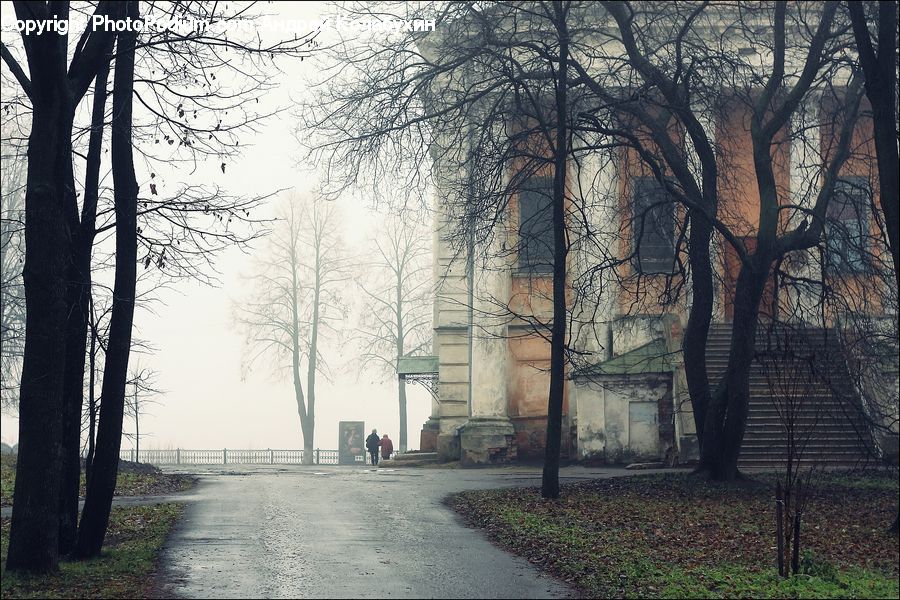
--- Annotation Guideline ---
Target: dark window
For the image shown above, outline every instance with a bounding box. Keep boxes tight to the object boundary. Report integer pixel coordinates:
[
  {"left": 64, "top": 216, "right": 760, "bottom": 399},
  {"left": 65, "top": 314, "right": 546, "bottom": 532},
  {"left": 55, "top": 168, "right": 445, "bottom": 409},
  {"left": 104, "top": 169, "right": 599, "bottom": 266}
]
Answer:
[
  {"left": 826, "top": 176, "right": 869, "bottom": 273},
  {"left": 631, "top": 176, "right": 675, "bottom": 274},
  {"left": 518, "top": 175, "right": 554, "bottom": 273}
]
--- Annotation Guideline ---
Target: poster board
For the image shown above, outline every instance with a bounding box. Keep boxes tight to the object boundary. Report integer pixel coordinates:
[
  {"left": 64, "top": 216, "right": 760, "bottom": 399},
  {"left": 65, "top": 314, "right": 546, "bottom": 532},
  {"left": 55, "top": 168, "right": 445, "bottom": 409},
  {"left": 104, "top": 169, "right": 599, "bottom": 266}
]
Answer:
[{"left": 338, "top": 421, "right": 365, "bottom": 465}]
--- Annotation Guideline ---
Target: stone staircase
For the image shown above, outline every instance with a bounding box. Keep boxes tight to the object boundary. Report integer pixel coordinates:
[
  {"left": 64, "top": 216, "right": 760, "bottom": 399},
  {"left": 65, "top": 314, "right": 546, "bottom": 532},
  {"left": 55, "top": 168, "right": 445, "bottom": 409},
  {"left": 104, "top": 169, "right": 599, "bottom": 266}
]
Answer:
[{"left": 705, "top": 323, "right": 876, "bottom": 470}]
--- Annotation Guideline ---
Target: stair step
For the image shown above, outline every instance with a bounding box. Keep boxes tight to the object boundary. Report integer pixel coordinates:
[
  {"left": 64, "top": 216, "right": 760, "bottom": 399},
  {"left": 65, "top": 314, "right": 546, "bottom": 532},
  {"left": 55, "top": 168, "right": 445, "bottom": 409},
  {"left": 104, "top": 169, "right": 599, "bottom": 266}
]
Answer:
[{"left": 700, "top": 323, "right": 874, "bottom": 466}]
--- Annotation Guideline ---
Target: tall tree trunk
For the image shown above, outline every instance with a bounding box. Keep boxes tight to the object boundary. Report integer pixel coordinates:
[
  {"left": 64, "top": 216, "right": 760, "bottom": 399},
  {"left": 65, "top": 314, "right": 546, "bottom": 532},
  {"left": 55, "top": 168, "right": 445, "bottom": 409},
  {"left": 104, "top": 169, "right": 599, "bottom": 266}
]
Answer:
[
  {"left": 289, "top": 235, "right": 312, "bottom": 464},
  {"left": 59, "top": 62, "right": 108, "bottom": 556},
  {"left": 75, "top": 5, "right": 139, "bottom": 558},
  {"left": 848, "top": 0, "right": 898, "bottom": 284},
  {"left": 304, "top": 265, "right": 320, "bottom": 465},
  {"left": 4, "top": 0, "right": 118, "bottom": 572},
  {"left": 848, "top": 0, "right": 898, "bottom": 534},
  {"left": 683, "top": 211, "right": 715, "bottom": 446},
  {"left": 85, "top": 296, "right": 98, "bottom": 490},
  {"left": 699, "top": 258, "right": 769, "bottom": 480},
  {"left": 5, "top": 87, "right": 74, "bottom": 576},
  {"left": 542, "top": 5, "right": 569, "bottom": 499}
]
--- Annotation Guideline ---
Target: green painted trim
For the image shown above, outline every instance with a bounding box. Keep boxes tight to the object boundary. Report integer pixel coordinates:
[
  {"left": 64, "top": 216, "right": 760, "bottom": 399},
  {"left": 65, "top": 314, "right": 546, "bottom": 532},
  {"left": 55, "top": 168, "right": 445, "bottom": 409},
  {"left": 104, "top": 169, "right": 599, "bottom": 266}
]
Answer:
[
  {"left": 573, "top": 339, "right": 673, "bottom": 377},
  {"left": 397, "top": 355, "right": 439, "bottom": 375}
]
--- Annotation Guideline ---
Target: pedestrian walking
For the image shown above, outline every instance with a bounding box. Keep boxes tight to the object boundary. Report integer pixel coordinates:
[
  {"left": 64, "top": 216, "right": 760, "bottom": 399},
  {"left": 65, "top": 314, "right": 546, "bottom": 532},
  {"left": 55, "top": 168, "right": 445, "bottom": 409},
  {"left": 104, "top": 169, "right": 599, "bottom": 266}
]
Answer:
[
  {"left": 366, "top": 429, "right": 381, "bottom": 466},
  {"left": 380, "top": 433, "right": 394, "bottom": 461}
]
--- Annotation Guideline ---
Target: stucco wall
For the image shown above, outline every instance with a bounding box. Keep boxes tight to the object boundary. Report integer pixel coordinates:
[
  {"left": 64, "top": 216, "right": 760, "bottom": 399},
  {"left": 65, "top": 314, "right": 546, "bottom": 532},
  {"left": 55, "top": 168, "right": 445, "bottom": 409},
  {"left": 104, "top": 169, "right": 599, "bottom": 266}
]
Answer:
[{"left": 573, "top": 373, "right": 672, "bottom": 463}]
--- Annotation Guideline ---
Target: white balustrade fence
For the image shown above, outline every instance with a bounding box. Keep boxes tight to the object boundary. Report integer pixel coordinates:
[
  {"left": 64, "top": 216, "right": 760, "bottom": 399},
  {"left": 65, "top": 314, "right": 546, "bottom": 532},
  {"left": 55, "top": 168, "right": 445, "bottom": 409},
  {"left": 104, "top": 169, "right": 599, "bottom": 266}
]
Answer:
[{"left": 118, "top": 448, "right": 357, "bottom": 466}]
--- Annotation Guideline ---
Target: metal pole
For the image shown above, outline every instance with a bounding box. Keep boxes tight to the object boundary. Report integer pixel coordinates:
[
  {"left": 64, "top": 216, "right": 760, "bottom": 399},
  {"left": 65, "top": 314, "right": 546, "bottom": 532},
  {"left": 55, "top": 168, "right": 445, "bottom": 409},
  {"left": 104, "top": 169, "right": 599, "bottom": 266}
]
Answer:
[{"left": 134, "top": 382, "right": 139, "bottom": 463}]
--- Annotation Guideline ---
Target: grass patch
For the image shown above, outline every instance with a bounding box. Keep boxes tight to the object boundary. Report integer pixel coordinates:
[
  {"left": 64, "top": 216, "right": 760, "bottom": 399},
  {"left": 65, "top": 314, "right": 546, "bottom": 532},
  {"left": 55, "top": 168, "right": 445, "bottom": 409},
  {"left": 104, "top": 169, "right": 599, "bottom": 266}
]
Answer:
[
  {"left": 1, "top": 456, "right": 195, "bottom": 507},
  {"left": 0, "top": 502, "right": 183, "bottom": 599},
  {"left": 448, "top": 473, "right": 899, "bottom": 598},
  {"left": 0, "top": 456, "right": 14, "bottom": 506},
  {"left": 87, "top": 471, "right": 196, "bottom": 498}
]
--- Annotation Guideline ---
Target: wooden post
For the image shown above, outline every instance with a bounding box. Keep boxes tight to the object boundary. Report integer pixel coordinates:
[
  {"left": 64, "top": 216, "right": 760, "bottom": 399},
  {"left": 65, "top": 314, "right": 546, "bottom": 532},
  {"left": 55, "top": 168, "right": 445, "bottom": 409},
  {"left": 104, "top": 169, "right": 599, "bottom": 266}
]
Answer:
[
  {"left": 775, "top": 481, "right": 785, "bottom": 577},
  {"left": 176, "top": 448, "right": 181, "bottom": 465},
  {"left": 131, "top": 449, "right": 135, "bottom": 463},
  {"left": 223, "top": 448, "right": 227, "bottom": 464},
  {"left": 316, "top": 449, "right": 320, "bottom": 464},
  {"left": 270, "top": 448, "right": 274, "bottom": 464},
  {"left": 791, "top": 480, "right": 803, "bottom": 578}
]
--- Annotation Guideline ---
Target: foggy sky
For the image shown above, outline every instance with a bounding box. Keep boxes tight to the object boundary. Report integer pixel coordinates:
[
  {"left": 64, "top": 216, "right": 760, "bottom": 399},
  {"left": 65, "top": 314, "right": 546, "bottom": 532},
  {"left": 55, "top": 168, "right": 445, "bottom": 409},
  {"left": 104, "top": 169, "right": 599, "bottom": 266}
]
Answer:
[{"left": 0, "top": 1, "right": 432, "bottom": 451}]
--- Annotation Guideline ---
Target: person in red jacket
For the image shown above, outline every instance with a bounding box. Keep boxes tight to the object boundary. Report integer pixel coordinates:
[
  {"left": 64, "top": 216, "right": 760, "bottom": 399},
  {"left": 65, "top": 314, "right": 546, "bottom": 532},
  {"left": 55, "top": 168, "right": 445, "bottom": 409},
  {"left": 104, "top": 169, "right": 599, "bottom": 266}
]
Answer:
[{"left": 380, "top": 434, "right": 394, "bottom": 461}]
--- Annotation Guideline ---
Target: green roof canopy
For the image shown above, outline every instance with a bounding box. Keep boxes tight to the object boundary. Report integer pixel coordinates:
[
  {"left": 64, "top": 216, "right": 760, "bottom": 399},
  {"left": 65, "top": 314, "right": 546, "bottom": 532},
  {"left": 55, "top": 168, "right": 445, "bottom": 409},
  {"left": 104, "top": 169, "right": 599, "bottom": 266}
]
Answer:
[
  {"left": 397, "top": 355, "right": 439, "bottom": 376},
  {"left": 573, "top": 339, "right": 673, "bottom": 377}
]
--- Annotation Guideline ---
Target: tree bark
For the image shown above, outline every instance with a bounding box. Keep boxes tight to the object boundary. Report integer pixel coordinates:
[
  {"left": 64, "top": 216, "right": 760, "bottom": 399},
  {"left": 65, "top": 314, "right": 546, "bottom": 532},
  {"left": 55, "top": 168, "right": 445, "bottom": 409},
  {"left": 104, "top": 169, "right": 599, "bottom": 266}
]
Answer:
[
  {"left": 75, "top": 3, "right": 139, "bottom": 558},
  {"left": 85, "top": 297, "right": 98, "bottom": 490},
  {"left": 682, "top": 211, "right": 715, "bottom": 445},
  {"left": 699, "top": 257, "right": 770, "bottom": 479},
  {"left": 303, "top": 255, "right": 320, "bottom": 465},
  {"left": 5, "top": 86, "right": 74, "bottom": 576},
  {"left": 848, "top": 0, "right": 898, "bottom": 535},
  {"left": 59, "top": 62, "right": 108, "bottom": 556},
  {"left": 289, "top": 223, "right": 314, "bottom": 465},
  {"left": 848, "top": 0, "right": 898, "bottom": 285},
  {"left": 542, "top": 5, "right": 569, "bottom": 499}
]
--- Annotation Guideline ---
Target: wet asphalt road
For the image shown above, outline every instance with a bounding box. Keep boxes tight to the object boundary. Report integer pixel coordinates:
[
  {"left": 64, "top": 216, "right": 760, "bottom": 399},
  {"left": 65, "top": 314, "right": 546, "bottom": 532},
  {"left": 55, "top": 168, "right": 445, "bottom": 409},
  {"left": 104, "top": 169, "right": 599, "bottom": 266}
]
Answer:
[{"left": 156, "top": 464, "right": 665, "bottom": 599}]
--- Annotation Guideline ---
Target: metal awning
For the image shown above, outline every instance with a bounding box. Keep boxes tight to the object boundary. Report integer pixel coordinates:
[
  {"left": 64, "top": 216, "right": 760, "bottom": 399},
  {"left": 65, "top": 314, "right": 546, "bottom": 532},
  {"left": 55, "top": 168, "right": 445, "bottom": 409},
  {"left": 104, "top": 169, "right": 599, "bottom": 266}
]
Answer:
[{"left": 397, "top": 355, "right": 439, "bottom": 400}]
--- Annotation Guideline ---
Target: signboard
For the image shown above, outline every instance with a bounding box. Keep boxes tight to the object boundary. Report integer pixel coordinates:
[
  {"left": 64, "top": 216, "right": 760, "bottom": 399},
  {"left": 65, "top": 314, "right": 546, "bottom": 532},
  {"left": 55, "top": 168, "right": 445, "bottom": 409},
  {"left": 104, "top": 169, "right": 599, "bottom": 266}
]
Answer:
[{"left": 338, "top": 421, "right": 365, "bottom": 465}]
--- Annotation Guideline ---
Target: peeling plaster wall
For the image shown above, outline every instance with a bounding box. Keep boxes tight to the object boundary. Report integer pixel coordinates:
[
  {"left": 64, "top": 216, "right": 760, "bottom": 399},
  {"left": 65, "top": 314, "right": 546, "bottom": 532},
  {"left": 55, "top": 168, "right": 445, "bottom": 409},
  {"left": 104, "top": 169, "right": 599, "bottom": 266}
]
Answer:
[
  {"left": 610, "top": 316, "right": 667, "bottom": 357},
  {"left": 574, "top": 374, "right": 672, "bottom": 463}
]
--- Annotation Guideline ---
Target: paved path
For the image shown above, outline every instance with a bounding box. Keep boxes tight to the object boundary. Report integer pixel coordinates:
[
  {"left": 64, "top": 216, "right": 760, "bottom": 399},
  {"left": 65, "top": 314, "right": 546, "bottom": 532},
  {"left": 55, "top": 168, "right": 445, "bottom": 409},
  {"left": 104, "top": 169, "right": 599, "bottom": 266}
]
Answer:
[{"left": 155, "top": 464, "right": 678, "bottom": 599}]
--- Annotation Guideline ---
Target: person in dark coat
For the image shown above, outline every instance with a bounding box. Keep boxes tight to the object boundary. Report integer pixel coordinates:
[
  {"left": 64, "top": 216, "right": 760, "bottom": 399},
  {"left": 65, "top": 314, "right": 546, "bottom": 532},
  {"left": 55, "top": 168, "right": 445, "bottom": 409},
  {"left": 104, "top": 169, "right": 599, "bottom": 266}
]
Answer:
[
  {"left": 365, "top": 429, "right": 381, "bottom": 466},
  {"left": 380, "top": 434, "right": 394, "bottom": 461}
]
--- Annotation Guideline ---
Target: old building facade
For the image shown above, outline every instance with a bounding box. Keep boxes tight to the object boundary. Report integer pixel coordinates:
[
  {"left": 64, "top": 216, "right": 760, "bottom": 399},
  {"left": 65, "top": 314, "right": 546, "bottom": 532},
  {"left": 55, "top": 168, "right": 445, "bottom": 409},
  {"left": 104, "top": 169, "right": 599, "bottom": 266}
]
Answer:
[{"left": 408, "top": 7, "right": 899, "bottom": 468}]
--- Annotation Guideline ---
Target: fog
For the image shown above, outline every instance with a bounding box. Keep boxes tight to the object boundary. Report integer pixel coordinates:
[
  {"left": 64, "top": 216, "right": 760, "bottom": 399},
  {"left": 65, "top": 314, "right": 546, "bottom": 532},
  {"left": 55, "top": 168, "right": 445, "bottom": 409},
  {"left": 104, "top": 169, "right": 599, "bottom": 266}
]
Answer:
[{"left": 0, "top": 1, "right": 432, "bottom": 452}]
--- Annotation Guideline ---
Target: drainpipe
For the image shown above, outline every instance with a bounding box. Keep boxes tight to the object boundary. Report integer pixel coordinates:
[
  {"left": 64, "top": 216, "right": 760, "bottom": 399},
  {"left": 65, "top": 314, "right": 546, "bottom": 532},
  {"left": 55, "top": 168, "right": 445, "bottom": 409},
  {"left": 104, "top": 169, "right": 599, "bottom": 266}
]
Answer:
[{"left": 466, "top": 165, "right": 475, "bottom": 419}]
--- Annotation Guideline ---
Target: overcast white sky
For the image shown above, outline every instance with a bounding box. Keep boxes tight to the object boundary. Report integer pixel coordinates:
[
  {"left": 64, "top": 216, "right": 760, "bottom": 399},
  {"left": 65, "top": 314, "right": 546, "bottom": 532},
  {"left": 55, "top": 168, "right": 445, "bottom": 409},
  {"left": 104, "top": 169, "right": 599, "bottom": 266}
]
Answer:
[{"left": 0, "top": 1, "right": 433, "bottom": 451}]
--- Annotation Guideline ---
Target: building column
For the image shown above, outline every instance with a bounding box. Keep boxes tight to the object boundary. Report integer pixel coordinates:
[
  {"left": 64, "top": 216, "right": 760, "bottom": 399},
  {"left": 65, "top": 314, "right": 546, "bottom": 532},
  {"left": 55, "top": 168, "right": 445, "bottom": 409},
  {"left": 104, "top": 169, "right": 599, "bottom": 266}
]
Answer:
[
  {"left": 419, "top": 382, "right": 441, "bottom": 452},
  {"left": 458, "top": 251, "right": 516, "bottom": 466}
]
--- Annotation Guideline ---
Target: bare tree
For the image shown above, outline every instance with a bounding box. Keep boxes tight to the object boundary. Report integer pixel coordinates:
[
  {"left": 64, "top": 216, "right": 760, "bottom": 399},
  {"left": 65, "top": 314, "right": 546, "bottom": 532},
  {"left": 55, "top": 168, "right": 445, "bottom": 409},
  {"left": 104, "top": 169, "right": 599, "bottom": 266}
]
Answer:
[
  {"left": 567, "top": 1, "right": 867, "bottom": 480},
  {"left": 848, "top": 0, "right": 898, "bottom": 284},
  {"left": 1, "top": 0, "right": 120, "bottom": 573},
  {"left": 357, "top": 215, "right": 432, "bottom": 453},
  {"left": 847, "top": 0, "right": 899, "bottom": 536},
  {"left": 3, "top": 0, "right": 316, "bottom": 563},
  {"left": 123, "top": 366, "right": 163, "bottom": 463},
  {"left": 75, "top": 1, "right": 141, "bottom": 557},
  {"left": 0, "top": 131, "right": 25, "bottom": 412},
  {"left": 236, "top": 193, "right": 349, "bottom": 464},
  {"left": 302, "top": 0, "right": 600, "bottom": 497}
]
